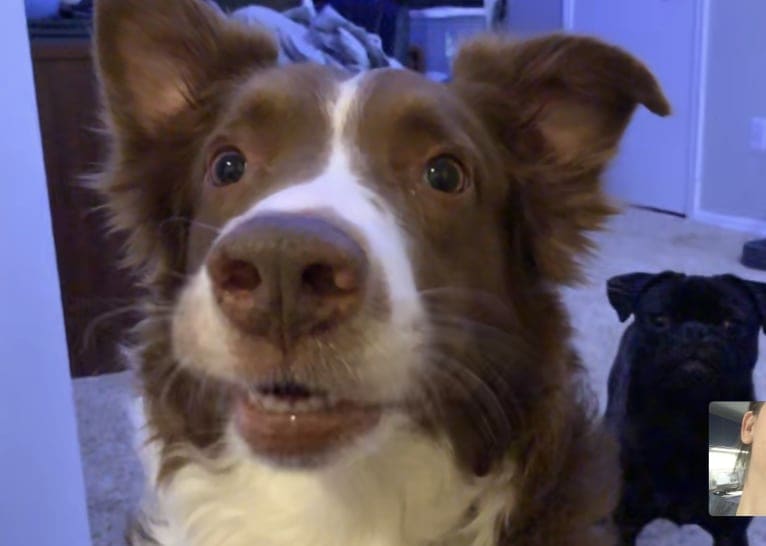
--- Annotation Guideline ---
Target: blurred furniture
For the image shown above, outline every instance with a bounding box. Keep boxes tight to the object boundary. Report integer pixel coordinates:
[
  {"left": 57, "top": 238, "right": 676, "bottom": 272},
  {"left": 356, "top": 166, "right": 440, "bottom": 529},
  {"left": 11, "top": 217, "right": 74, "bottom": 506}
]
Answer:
[
  {"left": 315, "top": 0, "right": 409, "bottom": 60},
  {"left": 24, "top": 0, "right": 60, "bottom": 19},
  {"left": 217, "top": 0, "right": 302, "bottom": 10},
  {"left": 742, "top": 239, "right": 766, "bottom": 271},
  {"left": 217, "top": 0, "right": 414, "bottom": 63},
  {"left": 408, "top": 6, "right": 486, "bottom": 79},
  {"left": 30, "top": 36, "right": 137, "bottom": 377}
]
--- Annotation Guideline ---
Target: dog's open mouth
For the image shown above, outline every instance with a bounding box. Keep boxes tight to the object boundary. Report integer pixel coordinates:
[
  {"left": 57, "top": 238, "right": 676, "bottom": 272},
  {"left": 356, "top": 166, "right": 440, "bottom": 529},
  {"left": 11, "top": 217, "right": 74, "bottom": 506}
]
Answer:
[{"left": 233, "top": 381, "right": 382, "bottom": 462}]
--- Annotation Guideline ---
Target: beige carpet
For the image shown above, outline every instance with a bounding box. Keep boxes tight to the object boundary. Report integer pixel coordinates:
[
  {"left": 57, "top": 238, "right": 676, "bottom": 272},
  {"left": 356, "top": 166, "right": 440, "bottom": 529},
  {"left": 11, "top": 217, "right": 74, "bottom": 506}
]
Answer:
[
  {"left": 73, "top": 207, "right": 766, "bottom": 546},
  {"left": 563, "top": 207, "right": 766, "bottom": 410}
]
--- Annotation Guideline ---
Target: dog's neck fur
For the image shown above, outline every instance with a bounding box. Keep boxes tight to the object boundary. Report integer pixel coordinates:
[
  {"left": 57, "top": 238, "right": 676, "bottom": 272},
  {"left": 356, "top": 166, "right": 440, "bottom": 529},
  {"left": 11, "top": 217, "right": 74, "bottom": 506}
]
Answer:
[{"left": 132, "top": 404, "right": 513, "bottom": 546}]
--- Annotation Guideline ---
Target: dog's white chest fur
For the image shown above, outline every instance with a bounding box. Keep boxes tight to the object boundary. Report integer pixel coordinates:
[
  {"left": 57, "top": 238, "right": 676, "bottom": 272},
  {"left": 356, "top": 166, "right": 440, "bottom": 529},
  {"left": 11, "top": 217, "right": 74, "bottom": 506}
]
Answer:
[{"left": 135, "top": 412, "right": 511, "bottom": 546}]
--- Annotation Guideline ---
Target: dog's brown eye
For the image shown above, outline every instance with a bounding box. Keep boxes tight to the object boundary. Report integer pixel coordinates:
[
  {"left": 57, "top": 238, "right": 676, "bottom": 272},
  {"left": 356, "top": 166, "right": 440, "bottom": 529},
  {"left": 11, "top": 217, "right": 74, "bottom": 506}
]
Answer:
[
  {"left": 424, "top": 156, "right": 467, "bottom": 193},
  {"left": 211, "top": 149, "right": 246, "bottom": 186}
]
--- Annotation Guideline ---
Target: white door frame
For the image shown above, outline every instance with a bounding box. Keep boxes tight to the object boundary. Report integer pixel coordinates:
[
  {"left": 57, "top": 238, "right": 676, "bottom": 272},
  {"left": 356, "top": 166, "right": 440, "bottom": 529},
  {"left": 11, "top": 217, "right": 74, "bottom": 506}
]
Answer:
[
  {"left": 561, "top": 0, "right": 709, "bottom": 219},
  {"left": 0, "top": 1, "right": 92, "bottom": 544},
  {"left": 562, "top": 0, "right": 575, "bottom": 30},
  {"left": 688, "top": 0, "right": 711, "bottom": 220}
]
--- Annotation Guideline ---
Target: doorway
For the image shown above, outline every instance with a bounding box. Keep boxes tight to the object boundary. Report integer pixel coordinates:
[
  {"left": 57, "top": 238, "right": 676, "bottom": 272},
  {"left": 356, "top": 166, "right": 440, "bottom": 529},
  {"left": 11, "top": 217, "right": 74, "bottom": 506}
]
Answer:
[{"left": 564, "top": 0, "right": 705, "bottom": 215}]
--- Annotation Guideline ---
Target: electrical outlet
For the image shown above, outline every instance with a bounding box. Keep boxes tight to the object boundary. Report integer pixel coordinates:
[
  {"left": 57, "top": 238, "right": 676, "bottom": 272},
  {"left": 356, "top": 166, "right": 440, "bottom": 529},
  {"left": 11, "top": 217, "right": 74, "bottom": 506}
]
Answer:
[{"left": 750, "top": 117, "right": 766, "bottom": 151}]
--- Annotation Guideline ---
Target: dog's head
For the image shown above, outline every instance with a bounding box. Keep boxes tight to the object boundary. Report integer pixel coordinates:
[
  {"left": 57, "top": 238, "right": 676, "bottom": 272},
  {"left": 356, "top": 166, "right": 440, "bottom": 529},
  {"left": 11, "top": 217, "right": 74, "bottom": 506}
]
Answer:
[
  {"left": 95, "top": 0, "right": 668, "bottom": 473},
  {"left": 608, "top": 271, "right": 766, "bottom": 396}
]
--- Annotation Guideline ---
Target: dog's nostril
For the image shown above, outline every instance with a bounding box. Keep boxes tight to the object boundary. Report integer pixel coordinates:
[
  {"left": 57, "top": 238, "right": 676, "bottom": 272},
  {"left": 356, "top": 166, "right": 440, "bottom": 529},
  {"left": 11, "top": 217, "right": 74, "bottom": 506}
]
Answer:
[
  {"left": 215, "top": 258, "right": 261, "bottom": 293},
  {"left": 207, "top": 214, "right": 370, "bottom": 344},
  {"left": 302, "top": 263, "right": 357, "bottom": 295}
]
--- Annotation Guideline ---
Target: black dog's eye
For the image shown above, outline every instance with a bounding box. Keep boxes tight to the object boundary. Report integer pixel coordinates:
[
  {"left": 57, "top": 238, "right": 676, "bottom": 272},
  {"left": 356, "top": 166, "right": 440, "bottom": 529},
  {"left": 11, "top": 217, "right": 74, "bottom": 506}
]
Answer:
[
  {"left": 211, "top": 149, "right": 246, "bottom": 186},
  {"left": 649, "top": 314, "right": 670, "bottom": 329},
  {"left": 424, "top": 155, "right": 467, "bottom": 194}
]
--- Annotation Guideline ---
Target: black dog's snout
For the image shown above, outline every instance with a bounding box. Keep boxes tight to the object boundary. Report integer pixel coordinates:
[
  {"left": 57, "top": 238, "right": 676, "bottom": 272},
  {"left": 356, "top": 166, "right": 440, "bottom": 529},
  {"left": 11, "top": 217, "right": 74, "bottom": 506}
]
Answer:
[{"left": 679, "top": 322, "right": 715, "bottom": 343}]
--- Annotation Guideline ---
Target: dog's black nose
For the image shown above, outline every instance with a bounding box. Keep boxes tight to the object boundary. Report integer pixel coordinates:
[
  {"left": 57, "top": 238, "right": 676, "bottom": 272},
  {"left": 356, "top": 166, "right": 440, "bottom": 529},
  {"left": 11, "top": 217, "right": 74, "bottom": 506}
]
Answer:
[{"left": 207, "top": 213, "right": 368, "bottom": 348}]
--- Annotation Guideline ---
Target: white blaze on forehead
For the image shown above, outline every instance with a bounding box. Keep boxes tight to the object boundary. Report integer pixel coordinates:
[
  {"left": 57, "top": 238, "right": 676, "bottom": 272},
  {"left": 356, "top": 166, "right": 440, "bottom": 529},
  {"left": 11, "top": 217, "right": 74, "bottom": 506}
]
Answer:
[{"left": 220, "top": 74, "right": 420, "bottom": 323}]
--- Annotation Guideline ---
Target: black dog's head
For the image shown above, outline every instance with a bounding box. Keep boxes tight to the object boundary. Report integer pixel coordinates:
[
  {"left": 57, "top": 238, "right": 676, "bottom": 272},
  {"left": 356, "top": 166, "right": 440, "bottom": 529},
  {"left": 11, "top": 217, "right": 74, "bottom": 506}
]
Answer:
[{"left": 607, "top": 271, "right": 766, "bottom": 398}]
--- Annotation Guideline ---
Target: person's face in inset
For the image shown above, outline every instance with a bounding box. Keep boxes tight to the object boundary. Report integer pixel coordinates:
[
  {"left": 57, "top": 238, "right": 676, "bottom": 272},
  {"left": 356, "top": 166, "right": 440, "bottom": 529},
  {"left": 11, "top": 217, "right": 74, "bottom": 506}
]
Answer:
[{"left": 742, "top": 408, "right": 765, "bottom": 480}]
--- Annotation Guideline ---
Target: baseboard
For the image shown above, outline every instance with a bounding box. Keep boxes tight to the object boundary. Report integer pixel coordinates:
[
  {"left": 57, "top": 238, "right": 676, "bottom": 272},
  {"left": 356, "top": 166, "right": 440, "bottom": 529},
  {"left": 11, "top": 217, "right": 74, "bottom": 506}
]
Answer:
[{"left": 692, "top": 209, "right": 766, "bottom": 236}]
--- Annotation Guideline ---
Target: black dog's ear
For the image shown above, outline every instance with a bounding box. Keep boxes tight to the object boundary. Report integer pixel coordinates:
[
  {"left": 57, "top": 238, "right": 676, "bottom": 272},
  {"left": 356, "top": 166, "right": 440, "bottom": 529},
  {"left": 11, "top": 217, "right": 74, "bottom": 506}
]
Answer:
[
  {"left": 728, "top": 277, "right": 766, "bottom": 333},
  {"left": 606, "top": 273, "right": 655, "bottom": 322},
  {"left": 606, "top": 272, "right": 686, "bottom": 322}
]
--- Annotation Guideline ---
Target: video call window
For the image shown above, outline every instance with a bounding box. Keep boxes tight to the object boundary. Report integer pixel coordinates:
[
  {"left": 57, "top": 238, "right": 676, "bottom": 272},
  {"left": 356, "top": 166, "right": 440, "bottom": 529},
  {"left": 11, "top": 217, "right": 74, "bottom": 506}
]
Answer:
[{"left": 710, "top": 401, "right": 765, "bottom": 517}]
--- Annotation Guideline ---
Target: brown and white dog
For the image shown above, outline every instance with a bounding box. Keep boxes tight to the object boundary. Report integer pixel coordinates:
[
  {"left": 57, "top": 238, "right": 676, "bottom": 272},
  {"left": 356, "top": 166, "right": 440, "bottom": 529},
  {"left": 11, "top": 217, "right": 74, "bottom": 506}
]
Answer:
[{"left": 92, "top": 1, "right": 669, "bottom": 544}]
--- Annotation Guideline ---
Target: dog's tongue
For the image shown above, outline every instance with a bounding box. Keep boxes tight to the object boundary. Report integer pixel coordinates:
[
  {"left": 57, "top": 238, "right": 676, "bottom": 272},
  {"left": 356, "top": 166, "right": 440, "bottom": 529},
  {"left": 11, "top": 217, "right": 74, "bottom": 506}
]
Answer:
[{"left": 233, "top": 394, "right": 380, "bottom": 460}]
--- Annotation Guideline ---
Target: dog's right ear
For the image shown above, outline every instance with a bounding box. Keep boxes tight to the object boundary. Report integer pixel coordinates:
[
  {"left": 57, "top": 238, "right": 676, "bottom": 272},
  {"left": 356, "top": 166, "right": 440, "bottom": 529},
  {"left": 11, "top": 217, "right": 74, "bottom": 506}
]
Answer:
[
  {"left": 94, "top": 0, "right": 278, "bottom": 138},
  {"left": 606, "top": 272, "right": 660, "bottom": 322},
  {"left": 451, "top": 35, "right": 669, "bottom": 284}
]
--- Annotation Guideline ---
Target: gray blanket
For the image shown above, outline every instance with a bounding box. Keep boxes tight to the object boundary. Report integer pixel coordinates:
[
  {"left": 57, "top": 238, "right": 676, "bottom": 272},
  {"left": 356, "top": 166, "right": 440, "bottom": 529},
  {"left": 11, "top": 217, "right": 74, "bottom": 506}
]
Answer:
[{"left": 229, "top": 1, "right": 403, "bottom": 73}]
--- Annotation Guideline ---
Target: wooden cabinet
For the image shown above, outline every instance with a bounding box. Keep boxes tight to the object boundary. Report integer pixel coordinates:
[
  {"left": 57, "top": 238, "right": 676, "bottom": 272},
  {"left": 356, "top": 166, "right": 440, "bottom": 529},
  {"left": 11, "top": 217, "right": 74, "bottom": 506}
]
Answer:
[{"left": 31, "top": 37, "right": 137, "bottom": 377}]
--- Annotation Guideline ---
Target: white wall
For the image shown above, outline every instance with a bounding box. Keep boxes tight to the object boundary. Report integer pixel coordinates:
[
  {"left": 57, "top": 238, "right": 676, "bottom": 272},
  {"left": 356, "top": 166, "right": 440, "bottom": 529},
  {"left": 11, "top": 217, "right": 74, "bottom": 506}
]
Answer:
[
  {"left": 564, "top": 0, "right": 701, "bottom": 216},
  {"left": 697, "top": 1, "right": 766, "bottom": 231},
  {"left": 506, "top": 0, "right": 562, "bottom": 35},
  {"left": 0, "top": 1, "right": 91, "bottom": 545}
]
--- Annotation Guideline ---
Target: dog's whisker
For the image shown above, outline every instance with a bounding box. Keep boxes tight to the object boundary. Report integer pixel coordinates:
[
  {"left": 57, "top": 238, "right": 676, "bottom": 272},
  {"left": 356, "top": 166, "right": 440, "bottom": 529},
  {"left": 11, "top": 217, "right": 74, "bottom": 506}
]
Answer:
[
  {"left": 165, "top": 269, "right": 196, "bottom": 282},
  {"left": 157, "top": 364, "right": 188, "bottom": 413},
  {"left": 159, "top": 216, "right": 222, "bottom": 236},
  {"left": 426, "top": 349, "right": 516, "bottom": 439},
  {"left": 81, "top": 302, "right": 148, "bottom": 353}
]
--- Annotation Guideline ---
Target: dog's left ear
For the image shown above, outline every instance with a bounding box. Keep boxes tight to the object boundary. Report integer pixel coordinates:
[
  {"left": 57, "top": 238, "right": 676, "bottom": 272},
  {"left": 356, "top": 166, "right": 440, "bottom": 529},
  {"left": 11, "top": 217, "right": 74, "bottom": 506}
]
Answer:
[
  {"left": 452, "top": 35, "right": 670, "bottom": 283},
  {"left": 726, "top": 276, "right": 766, "bottom": 333}
]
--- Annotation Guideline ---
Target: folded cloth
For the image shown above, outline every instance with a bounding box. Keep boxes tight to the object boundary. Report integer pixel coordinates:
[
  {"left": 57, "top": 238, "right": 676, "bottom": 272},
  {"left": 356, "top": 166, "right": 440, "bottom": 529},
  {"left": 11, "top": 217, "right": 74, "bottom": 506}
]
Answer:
[
  {"left": 230, "top": 1, "right": 402, "bottom": 73},
  {"left": 216, "top": 0, "right": 302, "bottom": 10},
  {"left": 315, "top": 0, "right": 404, "bottom": 58}
]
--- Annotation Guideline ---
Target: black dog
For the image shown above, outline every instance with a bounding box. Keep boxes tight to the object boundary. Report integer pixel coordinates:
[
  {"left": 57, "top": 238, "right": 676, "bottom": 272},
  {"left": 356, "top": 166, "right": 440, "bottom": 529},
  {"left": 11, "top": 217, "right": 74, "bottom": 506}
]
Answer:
[{"left": 605, "top": 271, "right": 766, "bottom": 546}]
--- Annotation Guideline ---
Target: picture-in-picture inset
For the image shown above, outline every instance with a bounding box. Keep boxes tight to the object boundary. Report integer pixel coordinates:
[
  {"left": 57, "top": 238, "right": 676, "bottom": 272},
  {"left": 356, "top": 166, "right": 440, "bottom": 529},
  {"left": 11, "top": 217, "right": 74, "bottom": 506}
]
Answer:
[{"left": 710, "top": 401, "right": 766, "bottom": 517}]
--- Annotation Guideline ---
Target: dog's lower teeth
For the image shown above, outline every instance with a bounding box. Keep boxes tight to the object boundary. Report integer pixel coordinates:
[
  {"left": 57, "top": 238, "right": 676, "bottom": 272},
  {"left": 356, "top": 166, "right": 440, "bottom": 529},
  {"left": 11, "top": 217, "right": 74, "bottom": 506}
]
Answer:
[
  {"left": 259, "top": 395, "right": 291, "bottom": 412},
  {"left": 249, "top": 393, "right": 333, "bottom": 413}
]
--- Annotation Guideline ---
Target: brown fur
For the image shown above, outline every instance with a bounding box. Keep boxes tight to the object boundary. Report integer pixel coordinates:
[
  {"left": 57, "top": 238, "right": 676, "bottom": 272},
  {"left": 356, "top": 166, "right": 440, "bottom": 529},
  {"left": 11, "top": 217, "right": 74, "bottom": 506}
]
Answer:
[
  {"left": 452, "top": 34, "right": 670, "bottom": 284},
  {"left": 93, "top": 0, "right": 669, "bottom": 544}
]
